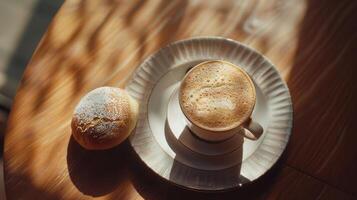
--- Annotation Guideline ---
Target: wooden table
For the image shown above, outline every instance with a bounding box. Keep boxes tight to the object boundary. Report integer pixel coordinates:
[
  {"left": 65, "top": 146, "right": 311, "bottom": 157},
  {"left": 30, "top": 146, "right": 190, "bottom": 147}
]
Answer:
[{"left": 4, "top": 0, "right": 357, "bottom": 199}]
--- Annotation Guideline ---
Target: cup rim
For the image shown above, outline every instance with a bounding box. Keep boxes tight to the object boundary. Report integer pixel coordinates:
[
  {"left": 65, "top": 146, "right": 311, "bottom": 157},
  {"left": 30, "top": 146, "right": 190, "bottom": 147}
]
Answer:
[{"left": 178, "top": 60, "right": 256, "bottom": 132}]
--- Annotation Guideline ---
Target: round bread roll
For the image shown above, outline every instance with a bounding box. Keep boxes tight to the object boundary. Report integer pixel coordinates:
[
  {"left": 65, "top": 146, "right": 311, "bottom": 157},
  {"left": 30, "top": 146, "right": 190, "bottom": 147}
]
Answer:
[{"left": 71, "top": 87, "right": 138, "bottom": 150}]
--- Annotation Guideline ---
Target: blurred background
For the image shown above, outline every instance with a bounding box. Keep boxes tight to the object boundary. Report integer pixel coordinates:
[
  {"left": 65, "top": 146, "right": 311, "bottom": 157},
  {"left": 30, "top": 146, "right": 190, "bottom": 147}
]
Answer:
[{"left": 0, "top": 0, "right": 64, "bottom": 199}]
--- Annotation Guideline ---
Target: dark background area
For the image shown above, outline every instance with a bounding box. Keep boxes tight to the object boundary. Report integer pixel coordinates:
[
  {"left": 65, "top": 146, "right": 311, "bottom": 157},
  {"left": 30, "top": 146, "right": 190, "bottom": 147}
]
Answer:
[{"left": 0, "top": 0, "right": 64, "bottom": 199}]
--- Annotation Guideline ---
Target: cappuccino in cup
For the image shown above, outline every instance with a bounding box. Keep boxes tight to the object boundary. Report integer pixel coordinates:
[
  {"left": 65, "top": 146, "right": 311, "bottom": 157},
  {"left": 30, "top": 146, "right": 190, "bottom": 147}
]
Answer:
[{"left": 179, "top": 60, "right": 263, "bottom": 142}]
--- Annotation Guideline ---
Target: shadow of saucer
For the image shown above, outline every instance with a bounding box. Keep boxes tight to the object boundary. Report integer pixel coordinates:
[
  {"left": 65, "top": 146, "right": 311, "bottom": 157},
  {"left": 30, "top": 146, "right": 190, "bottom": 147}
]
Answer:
[
  {"left": 129, "top": 146, "right": 284, "bottom": 200},
  {"left": 66, "top": 135, "right": 130, "bottom": 197},
  {"left": 127, "top": 116, "right": 282, "bottom": 199}
]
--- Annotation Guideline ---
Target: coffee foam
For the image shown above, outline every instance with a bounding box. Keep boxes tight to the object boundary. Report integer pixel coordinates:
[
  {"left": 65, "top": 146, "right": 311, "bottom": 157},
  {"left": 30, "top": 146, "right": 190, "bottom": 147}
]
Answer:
[{"left": 179, "top": 61, "right": 255, "bottom": 131}]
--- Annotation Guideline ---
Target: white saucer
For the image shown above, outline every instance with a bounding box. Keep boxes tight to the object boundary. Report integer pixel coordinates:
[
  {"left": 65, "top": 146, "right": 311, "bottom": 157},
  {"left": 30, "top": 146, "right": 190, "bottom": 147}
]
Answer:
[{"left": 126, "top": 37, "right": 293, "bottom": 191}]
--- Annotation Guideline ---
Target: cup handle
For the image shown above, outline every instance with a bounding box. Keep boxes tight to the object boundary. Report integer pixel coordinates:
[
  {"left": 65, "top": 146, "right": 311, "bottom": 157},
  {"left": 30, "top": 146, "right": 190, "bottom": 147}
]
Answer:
[{"left": 240, "top": 118, "right": 263, "bottom": 140}]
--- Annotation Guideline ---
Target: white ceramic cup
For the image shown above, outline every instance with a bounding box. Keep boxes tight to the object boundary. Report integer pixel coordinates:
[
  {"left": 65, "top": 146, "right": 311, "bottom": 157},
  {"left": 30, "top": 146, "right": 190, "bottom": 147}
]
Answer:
[{"left": 178, "top": 60, "right": 263, "bottom": 142}]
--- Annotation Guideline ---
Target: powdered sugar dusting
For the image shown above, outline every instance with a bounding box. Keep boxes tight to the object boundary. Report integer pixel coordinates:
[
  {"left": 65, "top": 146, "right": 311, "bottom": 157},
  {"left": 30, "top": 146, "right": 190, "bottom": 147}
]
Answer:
[{"left": 73, "top": 87, "right": 130, "bottom": 134}]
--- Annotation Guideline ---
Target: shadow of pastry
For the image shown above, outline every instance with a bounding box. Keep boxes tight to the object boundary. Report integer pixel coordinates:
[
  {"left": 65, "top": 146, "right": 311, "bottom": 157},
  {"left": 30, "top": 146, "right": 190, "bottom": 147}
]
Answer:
[{"left": 66, "top": 135, "right": 130, "bottom": 197}]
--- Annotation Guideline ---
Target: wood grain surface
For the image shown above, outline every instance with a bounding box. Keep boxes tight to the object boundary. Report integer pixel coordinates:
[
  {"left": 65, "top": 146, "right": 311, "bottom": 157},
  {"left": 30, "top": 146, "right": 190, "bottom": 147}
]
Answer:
[{"left": 4, "top": 0, "right": 357, "bottom": 199}]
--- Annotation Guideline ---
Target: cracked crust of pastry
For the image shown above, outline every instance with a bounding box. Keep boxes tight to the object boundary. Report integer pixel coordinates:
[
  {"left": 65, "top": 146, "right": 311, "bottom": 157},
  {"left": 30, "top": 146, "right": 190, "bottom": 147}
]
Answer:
[{"left": 71, "top": 87, "right": 139, "bottom": 150}]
